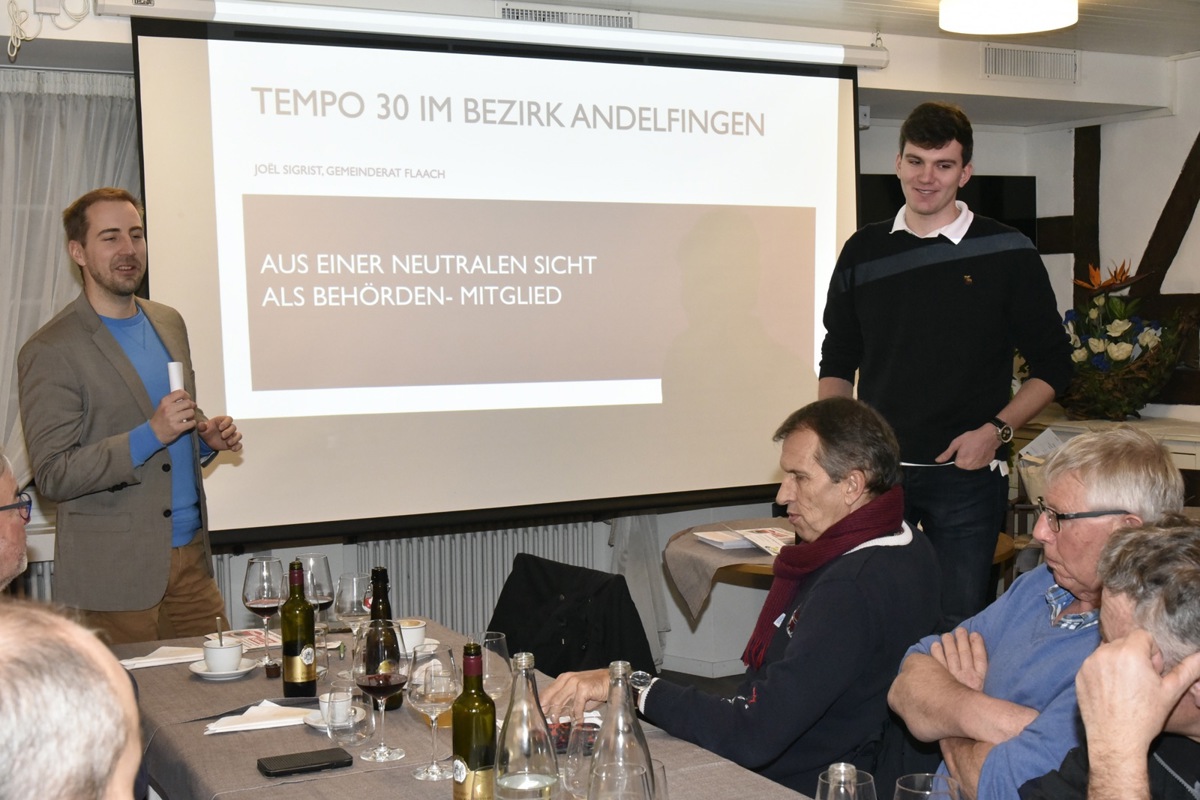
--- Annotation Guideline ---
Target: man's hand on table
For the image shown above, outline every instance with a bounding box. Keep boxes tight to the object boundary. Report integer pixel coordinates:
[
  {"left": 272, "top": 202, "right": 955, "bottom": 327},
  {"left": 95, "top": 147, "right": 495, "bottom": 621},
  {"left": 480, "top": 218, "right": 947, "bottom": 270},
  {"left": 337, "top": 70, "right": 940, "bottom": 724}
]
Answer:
[{"left": 541, "top": 668, "right": 610, "bottom": 721}]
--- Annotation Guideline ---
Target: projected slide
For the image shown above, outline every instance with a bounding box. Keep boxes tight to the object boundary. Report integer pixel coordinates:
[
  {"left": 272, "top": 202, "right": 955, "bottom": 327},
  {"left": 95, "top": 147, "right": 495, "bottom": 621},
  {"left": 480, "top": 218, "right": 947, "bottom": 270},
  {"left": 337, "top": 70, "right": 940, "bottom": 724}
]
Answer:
[
  {"left": 206, "top": 40, "right": 830, "bottom": 418},
  {"left": 135, "top": 21, "right": 857, "bottom": 531}
]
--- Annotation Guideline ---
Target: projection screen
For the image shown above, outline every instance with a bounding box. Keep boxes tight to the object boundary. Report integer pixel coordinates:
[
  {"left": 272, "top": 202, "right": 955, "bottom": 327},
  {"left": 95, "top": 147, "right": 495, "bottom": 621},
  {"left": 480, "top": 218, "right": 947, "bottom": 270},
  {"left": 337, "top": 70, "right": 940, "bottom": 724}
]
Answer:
[{"left": 131, "top": 17, "right": 860, "bottom": 537}]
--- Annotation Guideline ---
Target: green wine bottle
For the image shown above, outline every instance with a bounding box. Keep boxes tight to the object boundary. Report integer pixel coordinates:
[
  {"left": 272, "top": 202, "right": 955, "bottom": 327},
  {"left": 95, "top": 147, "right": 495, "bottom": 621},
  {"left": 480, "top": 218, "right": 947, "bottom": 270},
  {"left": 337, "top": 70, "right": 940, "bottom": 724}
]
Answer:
[
  {"left": 280, "top": 559, "right": 316, "bottom": 697},
  {"left": 453, "top": 641, "right": 496, "bottom": 800}
]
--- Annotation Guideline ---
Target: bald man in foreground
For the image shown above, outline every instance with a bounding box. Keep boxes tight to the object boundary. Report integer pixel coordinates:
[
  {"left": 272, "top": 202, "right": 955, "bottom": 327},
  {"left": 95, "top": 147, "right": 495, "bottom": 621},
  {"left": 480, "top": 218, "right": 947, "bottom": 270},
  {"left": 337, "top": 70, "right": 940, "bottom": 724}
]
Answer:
[{"left": 0, "top": 601, "right": 142, "bottom": 799}]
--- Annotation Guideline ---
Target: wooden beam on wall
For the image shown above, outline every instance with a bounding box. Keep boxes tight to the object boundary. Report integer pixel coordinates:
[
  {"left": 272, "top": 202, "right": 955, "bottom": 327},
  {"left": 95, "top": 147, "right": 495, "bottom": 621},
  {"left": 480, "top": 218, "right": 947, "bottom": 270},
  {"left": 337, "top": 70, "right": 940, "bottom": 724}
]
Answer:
[{"left": 1073, "top": 126, "right": 1101, "bottom": 307}]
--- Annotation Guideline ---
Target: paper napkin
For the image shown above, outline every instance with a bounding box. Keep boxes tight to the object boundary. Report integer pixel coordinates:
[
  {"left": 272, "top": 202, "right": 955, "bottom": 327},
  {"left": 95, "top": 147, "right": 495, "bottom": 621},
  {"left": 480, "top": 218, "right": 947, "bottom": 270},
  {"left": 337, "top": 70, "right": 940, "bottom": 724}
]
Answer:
[
  {"left": 204, "top": 700, "right": 314, "bottom": 735},
  {"left": 119, "top": 646, "right": 204, "bottom": 670}
]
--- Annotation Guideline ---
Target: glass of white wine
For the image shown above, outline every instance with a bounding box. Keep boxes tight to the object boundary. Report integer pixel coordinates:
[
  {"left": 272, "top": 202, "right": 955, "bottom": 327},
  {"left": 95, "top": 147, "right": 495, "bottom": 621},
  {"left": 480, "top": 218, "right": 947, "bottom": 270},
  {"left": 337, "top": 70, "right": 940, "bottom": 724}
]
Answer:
[{"left": 407, "top": 643, "right": 461, "bottom": 780}]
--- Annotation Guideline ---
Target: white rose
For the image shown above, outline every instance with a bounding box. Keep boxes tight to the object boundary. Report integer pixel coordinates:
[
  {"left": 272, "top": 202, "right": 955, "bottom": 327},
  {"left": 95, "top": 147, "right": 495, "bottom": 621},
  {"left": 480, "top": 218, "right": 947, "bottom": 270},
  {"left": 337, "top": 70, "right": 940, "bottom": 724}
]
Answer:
[
  {"left": 1089, "top": 308, "right": 1100, "bottom": 320},
  {"left": 1107, "top": 341, "right": 1135, "bottom": 361},
  {"left": 1071, "top": 348, "right": 1089, "bottom": 363},
  {"left": 1138, "top": 328, "right": 1162, "bottom": 349},
  {"left": 1070, "top": 334, "right": 1081, "bottom": 347},
  {"left": 1106, "top": 319, "right": 1133, "bottom": 337},
  {"left": 1094, "top": 295, "right": 1107, "bottom": 307},
  {"left": 1088, "top": 338, "right": 1107, "bottom": 354}
]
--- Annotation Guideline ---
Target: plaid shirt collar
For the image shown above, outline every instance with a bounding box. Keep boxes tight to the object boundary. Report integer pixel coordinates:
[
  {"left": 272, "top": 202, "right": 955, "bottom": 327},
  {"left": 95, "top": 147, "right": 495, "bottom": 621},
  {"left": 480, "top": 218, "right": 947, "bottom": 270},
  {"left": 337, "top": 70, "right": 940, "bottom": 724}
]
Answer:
[{"left": 1045, "top": 583, "right": 1100, "bottom": 630}]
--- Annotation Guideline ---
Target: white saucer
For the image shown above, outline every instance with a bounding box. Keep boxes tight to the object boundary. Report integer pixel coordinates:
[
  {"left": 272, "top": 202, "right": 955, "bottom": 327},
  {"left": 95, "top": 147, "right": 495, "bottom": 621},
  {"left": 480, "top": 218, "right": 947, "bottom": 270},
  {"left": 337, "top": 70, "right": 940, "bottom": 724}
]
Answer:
[
  {"left": 188, "top": 658, "right": 257, "bottom": 681},
  {"left": 303, "top": 707, "right": 367, "bottom": 730},
  {"left": 408, "top": 638, "right": 439, "bottom": 649}
]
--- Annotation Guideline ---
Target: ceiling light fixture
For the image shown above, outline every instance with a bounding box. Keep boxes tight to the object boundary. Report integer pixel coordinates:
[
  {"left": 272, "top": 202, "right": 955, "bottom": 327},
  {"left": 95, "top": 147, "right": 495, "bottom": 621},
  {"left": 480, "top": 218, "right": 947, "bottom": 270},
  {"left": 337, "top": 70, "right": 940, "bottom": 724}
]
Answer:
[{"left": 939, "top": 0, "right": 1078, "bottom": 35}]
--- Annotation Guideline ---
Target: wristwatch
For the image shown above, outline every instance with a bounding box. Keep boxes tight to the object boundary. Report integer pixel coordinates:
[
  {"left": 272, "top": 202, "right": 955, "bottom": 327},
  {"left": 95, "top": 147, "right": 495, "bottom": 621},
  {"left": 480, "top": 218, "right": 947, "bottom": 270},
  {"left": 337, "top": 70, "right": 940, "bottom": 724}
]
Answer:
[
  {"left": 629, "top": 670, "right": 654, "bottom": 708},
  {"left": 991, "top": 417, "right": 1014, "bottom": 444}
]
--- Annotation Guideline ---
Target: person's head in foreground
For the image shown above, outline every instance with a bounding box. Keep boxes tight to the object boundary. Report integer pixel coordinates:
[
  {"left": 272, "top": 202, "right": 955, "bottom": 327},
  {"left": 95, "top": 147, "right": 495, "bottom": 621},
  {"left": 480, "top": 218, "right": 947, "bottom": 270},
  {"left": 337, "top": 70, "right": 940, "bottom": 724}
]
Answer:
[
  {"left": 0, "top": 601, "right": 141, "bottom": 800},
  {"left": 0, "top": 448, "right": 30, "bottom": 591},
  {"left": 773, "top": 396, "right": 903, "bottom": 542},
  {"left": 1033, "top": 426, "right": 1184, "bottom": 611},
  {"left": 1097, "top": 520, "right": 1200, "bottom": 734}
]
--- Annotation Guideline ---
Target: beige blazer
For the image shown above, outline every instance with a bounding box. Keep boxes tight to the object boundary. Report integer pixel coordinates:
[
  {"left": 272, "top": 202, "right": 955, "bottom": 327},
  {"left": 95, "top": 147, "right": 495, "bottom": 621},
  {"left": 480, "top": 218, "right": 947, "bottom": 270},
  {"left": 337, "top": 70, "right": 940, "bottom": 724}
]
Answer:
[{"left": 17, "top": 292, "right": 213, "bottom": 610}]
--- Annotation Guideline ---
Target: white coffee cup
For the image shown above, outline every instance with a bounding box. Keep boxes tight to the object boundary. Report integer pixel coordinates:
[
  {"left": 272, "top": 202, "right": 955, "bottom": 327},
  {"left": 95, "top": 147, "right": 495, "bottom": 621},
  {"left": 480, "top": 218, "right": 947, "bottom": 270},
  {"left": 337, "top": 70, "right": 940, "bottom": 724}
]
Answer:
[
  {"left": 203, "top": 640, "right": 243, "bottom": 673},
  {"left": 320, "top": 688, "right": 352, "bottom": 726},
  {"left": 397, "top": 618, "right": 426, "bottom": 649}
]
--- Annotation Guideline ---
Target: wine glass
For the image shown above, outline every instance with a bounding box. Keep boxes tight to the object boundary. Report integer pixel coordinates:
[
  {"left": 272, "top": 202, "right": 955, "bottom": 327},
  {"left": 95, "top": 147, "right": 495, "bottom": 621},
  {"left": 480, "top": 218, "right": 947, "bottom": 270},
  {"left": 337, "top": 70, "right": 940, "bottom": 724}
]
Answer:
[
  {"left": 335, "top": 573, "right": 371, "bottom": 670},
  {"left": 353, "top": 619, "right": 409, "bottom": 762},
  {"left": 588, "top": 762, "right": 652, "bottom": 800},
  {"left": 297, "top": 553, "right": 334, "bottom": 623},
  {"left": 893, "top": 774, "right": 961, "bottom": 800},
  {"left": 478, "top": 631, "right": 512, "bottom": 717},
  {"left": 241, "top": 557, "right": 285, "bottom": 667},
  {"left": 407, "top": 643, "right": 461, "bottom": 780},
  {"left": 561, "top": 710, "right": 599, "bottom": 799},
  {"left": 815, "top": 768, "right": 877, "bottom": 800}
]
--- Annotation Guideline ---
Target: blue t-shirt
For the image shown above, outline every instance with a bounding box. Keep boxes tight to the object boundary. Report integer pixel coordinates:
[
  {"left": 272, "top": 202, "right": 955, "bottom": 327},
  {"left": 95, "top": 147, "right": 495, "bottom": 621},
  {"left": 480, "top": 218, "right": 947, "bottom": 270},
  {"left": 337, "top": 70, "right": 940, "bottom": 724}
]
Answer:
[{"left": 102, "top": 310, "right": 204, "bottom": 547}]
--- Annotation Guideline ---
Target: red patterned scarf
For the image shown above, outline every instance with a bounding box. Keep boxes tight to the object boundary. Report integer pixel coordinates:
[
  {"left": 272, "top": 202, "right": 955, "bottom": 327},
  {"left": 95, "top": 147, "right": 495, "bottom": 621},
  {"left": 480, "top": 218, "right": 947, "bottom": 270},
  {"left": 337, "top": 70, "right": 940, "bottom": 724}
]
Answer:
[{"left": 741, "top": 485, "right": 905, "bottom": 670}]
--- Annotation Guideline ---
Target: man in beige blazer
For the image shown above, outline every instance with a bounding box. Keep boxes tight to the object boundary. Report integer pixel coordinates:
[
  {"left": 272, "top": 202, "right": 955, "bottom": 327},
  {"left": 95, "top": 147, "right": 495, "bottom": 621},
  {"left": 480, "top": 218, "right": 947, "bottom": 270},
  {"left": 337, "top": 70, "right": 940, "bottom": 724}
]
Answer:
[{"left": 17, "top": 187, "right": 243, "bottom": 644}]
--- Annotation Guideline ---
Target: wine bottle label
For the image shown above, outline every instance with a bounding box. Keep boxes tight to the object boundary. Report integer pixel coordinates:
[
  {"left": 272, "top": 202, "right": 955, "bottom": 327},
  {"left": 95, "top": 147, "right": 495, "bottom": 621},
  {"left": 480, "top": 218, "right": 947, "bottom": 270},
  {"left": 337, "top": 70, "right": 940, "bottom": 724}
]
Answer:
[
  {"left": 453, "top": 760, "right": 495, "bottom": 800},
  {"left": 283, "top": 654, "right": 316, "bottom": 682},
  {"left": 300, "top": 645, "right": 315, "bottom": 666}
]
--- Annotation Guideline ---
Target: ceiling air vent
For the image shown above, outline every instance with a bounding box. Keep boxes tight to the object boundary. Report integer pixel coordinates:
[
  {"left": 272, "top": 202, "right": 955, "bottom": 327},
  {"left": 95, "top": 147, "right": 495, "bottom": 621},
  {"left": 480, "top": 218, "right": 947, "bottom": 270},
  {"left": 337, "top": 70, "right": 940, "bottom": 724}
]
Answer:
[
  {"left": 983, "top": 43, "right": 1078, "bottom": 83},
  {"left": 498, "top": 2, "right": 635, "bottom": 29}
]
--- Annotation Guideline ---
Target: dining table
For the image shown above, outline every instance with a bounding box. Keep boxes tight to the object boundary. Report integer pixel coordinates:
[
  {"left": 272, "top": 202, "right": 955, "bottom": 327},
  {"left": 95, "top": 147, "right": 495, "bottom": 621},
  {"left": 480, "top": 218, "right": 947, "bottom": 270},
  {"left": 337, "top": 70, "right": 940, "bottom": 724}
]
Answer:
[{"left": 114, "top": 619, "right": 810, "bottom": 799}]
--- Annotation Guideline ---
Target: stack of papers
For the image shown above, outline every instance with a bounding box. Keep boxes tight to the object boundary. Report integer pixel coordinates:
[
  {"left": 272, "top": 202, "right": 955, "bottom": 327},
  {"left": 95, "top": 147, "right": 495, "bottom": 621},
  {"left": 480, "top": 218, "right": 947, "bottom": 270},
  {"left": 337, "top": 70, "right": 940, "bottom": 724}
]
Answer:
[
  {"left": 212, "top": 629, "right": 282, "bottom": 648},
  {"left": 693, "top": 527, "right": 793, "bottom": 556}
]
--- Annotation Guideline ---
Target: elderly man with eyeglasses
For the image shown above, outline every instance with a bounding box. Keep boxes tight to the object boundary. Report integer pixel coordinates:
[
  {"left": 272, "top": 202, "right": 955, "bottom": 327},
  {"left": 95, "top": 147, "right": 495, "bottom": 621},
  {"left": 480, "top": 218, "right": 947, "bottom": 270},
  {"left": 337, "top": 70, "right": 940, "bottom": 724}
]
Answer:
[
  {"left": 888, "top": 426, "right": 1184, "bottom": 800},
  {"left": 0, "top": 448, "right": 32, "bottom": 591}
]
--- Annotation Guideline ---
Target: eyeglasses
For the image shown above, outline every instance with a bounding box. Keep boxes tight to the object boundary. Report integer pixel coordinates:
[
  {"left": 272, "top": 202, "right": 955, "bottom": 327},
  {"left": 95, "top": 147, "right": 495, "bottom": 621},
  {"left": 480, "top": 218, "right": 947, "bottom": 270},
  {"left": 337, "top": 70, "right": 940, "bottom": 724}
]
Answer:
[
  {"left": 0, "top": 493, "right": 32, "bottom": 522},
  {"left": 1036, "top": 496, "right": 1130, "bottom": 534}
]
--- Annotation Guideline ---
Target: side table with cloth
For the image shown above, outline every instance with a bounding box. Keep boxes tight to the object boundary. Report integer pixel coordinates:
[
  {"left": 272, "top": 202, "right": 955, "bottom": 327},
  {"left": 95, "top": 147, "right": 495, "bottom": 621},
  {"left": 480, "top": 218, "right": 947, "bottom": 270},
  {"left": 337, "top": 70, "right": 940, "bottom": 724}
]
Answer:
[
  {"left": 115, "top": 620, "right": 810, "bottom": 799},
  {"left": 663, "top": 518, "right": 785, "bottom": 619}
]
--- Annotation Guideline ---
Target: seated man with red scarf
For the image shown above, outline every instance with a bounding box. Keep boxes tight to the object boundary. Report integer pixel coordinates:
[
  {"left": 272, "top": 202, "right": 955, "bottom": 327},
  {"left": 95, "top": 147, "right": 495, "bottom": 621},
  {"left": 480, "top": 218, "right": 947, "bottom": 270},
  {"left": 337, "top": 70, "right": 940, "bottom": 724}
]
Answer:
[{"left": 542, "top": 397, "right": 941, "bottom": 794}]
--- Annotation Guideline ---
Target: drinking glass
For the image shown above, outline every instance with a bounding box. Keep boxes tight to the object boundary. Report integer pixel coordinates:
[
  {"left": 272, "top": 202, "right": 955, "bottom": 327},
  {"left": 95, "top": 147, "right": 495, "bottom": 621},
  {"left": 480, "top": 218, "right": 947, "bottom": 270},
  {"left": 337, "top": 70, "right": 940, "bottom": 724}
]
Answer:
[
  {"left": 297, "top": 553, "right": 334, "bottom": 624},
  {"left": 561, "top": 711, "right": 599, "bottom": 799},
  {"left": 241, "top": 557, "right": 285, "bottom": 667},
  {"left": 407, "top": 643, "right": 461, "bottom": 780},
  {"left": 353, "top": 619, "right": 409, "bottom": 762},
  {"left": 478, "top": 630, "right": 512, "bottom": 717},
  {"left": 893, "top": 774, "right": 962, "bottom": 800},
  {"left": 334, "top": 572, "right": 371, "bottom": 668},
  {"left": 815, "top": 768, "right": 877, "bottom": 800},
  {"left": 651, "top": 759, "right": 668, "bottom": 800},
  {"left": 321, "top": 678, "right": 375, "bottom": 747},
  {"left": 587, "top": 762, "right": 652, "bottom": 800}
]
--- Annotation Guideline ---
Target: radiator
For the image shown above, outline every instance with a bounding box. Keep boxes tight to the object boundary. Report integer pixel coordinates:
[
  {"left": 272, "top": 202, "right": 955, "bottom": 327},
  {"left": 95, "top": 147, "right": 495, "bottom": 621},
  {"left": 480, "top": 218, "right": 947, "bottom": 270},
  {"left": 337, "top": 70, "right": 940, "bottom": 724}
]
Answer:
[
  {"left": 8, "top": 560, "right": 54, "bottom": 601},
  {"left": 23, "top": 521, "right": 599, "bottom": 636},
  {"left": 357, "top": 521, "right": 597, "bottom": 636}
]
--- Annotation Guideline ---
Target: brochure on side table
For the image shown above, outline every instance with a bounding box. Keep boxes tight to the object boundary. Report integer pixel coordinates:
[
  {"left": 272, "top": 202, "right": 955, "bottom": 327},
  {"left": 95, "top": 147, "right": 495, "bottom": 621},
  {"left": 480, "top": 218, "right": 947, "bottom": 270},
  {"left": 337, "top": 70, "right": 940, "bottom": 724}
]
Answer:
[{"left": 693, "top": 526, "right": 793, "bottom": 556}]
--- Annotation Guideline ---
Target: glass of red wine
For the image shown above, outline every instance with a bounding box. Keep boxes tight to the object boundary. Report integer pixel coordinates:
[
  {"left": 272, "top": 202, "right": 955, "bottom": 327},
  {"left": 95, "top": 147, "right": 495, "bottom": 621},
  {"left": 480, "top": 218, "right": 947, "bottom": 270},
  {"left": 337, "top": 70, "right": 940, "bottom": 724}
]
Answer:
[
  {"left": 353, "top": 619, "right": 409, "bottom": 762},
  {"left": 241, "top": 557, "right": 285, "bottom": 667},
  {"left": 296, "top": 552, "right": 334, "bottom": 624}
]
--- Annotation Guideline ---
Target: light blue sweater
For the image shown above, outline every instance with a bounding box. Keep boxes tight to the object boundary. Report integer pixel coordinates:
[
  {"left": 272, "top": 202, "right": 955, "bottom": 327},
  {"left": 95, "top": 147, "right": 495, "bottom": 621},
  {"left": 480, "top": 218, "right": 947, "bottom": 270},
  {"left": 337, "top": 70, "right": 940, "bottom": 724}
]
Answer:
[{"left": 906, "top": 565, "right": 1100, "bottom": 799}]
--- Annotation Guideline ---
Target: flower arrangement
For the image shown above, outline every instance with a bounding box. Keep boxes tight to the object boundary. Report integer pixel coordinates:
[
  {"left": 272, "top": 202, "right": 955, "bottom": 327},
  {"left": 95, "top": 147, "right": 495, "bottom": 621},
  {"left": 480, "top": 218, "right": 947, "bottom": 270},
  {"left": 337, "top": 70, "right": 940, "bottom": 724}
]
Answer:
[{"left": 1058, "top": 261, "right": 1185, "bottom": 420}]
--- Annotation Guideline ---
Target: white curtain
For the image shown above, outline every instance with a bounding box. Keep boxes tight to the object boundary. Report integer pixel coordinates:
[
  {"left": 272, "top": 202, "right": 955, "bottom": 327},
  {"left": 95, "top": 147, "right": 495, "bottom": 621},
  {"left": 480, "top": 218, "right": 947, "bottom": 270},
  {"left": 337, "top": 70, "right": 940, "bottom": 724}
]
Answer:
[
  {"left": 608, "top": 514, "right": 671, "bottom": 667},
  {"left": 0, "top": 70, "right": 140, "bottom": 488}
]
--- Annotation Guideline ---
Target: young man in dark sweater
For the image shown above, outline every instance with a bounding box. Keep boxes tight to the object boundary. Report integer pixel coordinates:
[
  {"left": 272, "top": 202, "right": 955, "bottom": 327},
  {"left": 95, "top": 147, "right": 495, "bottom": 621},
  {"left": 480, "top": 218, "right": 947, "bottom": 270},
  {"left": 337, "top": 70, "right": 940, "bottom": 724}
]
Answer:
[{"left": 818, "top": 101, "right": 1073, "bottom": 629}]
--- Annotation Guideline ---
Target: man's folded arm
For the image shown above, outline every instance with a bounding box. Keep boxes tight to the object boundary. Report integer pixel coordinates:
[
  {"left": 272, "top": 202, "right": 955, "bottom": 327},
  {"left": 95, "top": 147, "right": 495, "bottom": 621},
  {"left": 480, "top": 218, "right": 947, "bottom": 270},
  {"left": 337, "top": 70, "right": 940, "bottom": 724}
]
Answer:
[
  {"left": 889, "top": 653, "right": 1038, "bottom": 743},
  {"left": 940, "top": 737, "right": 994, "bottom": 800}
]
